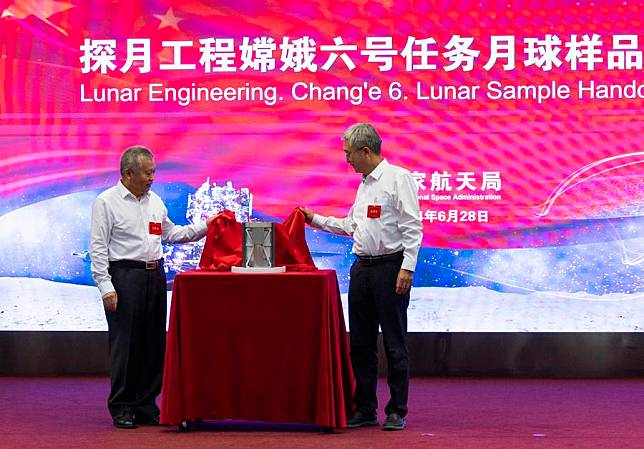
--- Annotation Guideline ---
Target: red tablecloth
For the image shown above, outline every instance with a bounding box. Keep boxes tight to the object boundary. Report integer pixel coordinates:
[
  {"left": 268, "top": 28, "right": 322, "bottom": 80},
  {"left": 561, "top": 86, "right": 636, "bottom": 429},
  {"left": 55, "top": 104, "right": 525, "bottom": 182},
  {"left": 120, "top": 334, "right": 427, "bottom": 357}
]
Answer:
[{"left": 160, "top": 270, "right": 355, "bottom": 429}]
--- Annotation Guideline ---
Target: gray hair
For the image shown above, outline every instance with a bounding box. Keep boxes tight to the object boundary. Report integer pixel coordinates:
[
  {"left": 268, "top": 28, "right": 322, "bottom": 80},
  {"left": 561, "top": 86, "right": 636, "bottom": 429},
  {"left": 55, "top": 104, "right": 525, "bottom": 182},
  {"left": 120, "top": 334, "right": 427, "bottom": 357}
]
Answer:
[
  {"left": 342, "top": 123, "right": 382, "bottom": 155},
  {"left": 120, "top": 146, "right": 153, "bottom": 176}
]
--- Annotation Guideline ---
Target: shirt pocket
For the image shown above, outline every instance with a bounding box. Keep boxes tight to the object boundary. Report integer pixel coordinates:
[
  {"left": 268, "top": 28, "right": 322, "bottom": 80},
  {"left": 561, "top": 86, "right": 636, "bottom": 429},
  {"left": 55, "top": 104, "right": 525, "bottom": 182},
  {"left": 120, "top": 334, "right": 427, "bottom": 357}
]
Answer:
[{"left": 373, "top": 192, "right": 395, "bottom": 216}]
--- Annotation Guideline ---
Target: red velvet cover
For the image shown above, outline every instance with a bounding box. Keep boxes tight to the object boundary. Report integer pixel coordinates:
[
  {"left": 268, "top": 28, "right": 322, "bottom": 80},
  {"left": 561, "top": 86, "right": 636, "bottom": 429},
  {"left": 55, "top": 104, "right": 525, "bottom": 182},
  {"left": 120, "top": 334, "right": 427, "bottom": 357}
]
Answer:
[
  {"left": 199, "top": 208, "right": 316, "bottom": 271},
  {"left": 160, "top": 270, "right": 355, "bottom": 428}
]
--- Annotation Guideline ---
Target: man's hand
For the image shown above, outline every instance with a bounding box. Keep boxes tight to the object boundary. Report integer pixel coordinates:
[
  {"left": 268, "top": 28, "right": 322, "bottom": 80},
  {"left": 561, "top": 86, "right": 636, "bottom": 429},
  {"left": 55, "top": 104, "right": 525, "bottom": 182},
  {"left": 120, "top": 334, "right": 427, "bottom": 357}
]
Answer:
[
  {"left": 102, "top": 291, "right": 118, "bottom": 312},
  {"left": 299, "top": 207, "right": 314, "bottom": 224},
  {"left": 396, "top": 269, "right": 413, "bottom": 295}
]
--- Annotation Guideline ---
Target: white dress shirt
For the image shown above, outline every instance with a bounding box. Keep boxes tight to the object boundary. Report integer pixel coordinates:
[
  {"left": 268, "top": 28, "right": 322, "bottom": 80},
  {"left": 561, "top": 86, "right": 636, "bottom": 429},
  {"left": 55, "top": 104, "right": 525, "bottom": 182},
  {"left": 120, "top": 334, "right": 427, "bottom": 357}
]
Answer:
[
  {"left": 311, "top": 159, "right": 423, "bottom": 272},
  {"left": 90, "top": 181, "right": 208, "bottom": 297}
]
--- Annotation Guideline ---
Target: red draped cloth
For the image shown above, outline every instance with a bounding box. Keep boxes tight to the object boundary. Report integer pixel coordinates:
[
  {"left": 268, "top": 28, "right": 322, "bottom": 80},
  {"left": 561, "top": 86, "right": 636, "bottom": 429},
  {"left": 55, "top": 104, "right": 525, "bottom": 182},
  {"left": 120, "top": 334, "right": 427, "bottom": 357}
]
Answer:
[
  {"left": 160, "top": 210, "right": 353, "bottom": 428},
  {"left": 199, "top": 208, "right": 316, "bottom": 271},
  {"left": 159, "top": 270, "right": 355, "bottom": 428}
]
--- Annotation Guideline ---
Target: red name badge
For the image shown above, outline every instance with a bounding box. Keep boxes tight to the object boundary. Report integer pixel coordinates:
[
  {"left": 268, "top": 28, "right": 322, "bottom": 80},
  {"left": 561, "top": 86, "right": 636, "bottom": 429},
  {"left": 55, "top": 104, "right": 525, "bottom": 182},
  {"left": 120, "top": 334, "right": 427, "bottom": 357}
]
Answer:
[
  {"left": 367, "top": 205, "right": 381, "bottom": 218},
  {"left": 149, "top": 222, "right": 162, "bottom": 235}
]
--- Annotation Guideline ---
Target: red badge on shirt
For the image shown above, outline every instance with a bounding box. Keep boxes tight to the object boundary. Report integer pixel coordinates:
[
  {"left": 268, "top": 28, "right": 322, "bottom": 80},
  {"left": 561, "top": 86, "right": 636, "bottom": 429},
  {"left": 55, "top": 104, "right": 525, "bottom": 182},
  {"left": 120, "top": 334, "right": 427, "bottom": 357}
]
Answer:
[
  {"left": 367, "top": 205, "right": 381, "bottom": 218},
  {"left": 149, "top": 222, "right": 162, "bottom": 235}
]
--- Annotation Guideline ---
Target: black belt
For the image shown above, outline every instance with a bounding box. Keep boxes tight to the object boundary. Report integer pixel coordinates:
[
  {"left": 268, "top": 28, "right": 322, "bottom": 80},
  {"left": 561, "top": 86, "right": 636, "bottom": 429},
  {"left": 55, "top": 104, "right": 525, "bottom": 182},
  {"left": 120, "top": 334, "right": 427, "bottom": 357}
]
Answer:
[
  {"left": 109, "top": 258, "right": 164, "bottom": 270},
  {"left": 356, "top": 251, "right": 404, "bottom": 265}
]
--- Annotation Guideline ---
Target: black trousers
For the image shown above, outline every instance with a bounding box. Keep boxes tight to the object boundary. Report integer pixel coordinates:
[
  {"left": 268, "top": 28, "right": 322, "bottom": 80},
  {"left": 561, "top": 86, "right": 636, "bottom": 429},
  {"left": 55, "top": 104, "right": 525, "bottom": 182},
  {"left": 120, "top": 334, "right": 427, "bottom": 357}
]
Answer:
[
  {"left": 348, "top": 255, "right": 410, "bottom": 418},
  {"left": 106, "top": 262, "right": 166, "bottom": 419}
]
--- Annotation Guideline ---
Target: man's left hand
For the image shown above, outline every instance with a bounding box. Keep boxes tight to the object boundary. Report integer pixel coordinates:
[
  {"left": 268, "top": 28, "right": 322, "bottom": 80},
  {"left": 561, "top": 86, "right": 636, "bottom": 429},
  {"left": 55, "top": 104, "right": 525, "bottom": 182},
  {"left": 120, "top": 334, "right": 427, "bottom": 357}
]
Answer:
[
  {"left": 396, "top": 269, "right": 414, "bottom": 295},
  {"left": 299, "top": 207, "right": 314, "bottom": 224}
]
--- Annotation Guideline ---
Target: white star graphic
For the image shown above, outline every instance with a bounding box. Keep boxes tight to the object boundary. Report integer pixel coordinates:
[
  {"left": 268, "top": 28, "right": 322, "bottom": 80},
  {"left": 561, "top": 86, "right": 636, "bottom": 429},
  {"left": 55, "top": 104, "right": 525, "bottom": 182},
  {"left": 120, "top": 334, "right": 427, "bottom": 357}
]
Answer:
[{"left": 153, "top": 7, "right": 184, "bottom": 32}]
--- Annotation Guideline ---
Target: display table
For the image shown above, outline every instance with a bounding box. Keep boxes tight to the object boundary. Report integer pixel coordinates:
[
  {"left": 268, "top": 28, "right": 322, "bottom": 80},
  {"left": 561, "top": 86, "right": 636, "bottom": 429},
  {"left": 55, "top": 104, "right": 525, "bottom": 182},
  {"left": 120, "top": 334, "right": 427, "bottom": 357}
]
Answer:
[{"left": 160, "top": 270, "right": 354, "bottom": 430}]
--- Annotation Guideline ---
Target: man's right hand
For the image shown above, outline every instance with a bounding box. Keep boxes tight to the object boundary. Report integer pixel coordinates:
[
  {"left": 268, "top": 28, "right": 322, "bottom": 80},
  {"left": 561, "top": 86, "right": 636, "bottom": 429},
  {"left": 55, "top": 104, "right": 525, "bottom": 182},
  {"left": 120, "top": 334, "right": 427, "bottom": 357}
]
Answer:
[
  {"left": 299, "top": 207, "right": 314, "bottom": 224},
  {"left": 102, "top": 291, "right": 118, "bottom": 312}
]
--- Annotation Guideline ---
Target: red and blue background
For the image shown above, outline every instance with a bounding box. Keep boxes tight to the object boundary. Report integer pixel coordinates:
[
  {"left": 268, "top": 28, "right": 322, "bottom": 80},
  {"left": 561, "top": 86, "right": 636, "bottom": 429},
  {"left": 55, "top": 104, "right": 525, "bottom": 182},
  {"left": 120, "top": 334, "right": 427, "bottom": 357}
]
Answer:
[{"left": 0, "top": 0, "right": 642, "bottom": 330}]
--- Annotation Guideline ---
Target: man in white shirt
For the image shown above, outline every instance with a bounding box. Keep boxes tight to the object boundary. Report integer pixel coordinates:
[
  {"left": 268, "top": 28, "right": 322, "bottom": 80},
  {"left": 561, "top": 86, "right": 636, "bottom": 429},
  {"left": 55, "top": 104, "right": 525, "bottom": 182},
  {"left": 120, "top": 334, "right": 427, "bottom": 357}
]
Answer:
[
  {"left": 90, "top": 146, "right": 213, "bottom": 429},
  {"left": 300, "top": 123, "right": 422, "bottom": 431}
]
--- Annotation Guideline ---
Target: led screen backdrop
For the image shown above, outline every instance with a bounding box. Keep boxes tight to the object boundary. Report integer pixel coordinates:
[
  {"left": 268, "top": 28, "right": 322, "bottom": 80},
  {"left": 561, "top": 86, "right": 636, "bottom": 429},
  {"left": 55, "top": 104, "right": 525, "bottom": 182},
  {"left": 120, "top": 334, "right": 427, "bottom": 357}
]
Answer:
[{"left": 0, "top": 0, "right": 642, "bottom": 331}]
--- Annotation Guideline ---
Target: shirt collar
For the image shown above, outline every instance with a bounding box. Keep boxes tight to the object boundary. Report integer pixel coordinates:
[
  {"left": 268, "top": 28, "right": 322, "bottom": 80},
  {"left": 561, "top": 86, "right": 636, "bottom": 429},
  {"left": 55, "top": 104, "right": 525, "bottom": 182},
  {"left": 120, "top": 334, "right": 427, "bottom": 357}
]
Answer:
[{"left": 363, "top": 158, "right": 388, "bottom": 182}]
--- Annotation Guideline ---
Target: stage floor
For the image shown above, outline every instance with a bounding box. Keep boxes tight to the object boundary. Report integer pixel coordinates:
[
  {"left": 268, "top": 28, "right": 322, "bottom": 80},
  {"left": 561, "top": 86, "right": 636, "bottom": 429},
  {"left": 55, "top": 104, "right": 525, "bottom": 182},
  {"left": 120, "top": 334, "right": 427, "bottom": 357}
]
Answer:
[{"left": 1, "top": 377, "right": 643, "bottom": 448}]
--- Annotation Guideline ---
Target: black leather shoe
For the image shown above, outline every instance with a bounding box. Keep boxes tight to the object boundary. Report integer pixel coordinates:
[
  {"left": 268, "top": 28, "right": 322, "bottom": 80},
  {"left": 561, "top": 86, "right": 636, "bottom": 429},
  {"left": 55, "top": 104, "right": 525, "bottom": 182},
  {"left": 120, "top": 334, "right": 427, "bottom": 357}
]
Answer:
[
  {"left": 135, "top": 413, "right": 160, "bottom": 425},
  {"left": 113, "top": 415, "right": 137, "bottom": 429},
  {"left": 346, "top": 411, "right": 378, "bottom": 428},
  {"left": 382, "top": 413, "right": 405, "bottom": 431}
]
